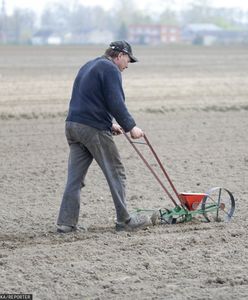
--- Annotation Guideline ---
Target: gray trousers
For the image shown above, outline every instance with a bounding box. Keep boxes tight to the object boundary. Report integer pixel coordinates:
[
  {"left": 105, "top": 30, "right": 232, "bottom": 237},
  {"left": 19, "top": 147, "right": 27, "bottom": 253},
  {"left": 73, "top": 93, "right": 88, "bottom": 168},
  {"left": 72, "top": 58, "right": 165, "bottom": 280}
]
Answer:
[{"left": 57, "top": 121, "right": 130, "bottom": 226}]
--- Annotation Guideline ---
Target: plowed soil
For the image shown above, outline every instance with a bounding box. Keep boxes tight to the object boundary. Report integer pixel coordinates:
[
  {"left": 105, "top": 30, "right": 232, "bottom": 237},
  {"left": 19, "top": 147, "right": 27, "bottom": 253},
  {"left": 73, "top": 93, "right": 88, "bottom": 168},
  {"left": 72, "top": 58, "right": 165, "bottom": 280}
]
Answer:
[{"left": 0, "top": 45, "right": 248, "bottom": 300}]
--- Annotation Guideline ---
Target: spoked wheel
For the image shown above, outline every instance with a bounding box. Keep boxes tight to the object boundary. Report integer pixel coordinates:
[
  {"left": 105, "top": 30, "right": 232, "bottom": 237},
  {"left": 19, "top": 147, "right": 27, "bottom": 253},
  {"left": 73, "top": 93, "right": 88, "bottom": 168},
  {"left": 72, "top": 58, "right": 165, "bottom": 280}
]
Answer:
[{"left": 201, "top": 187, "right": 235, "bottom": 222}]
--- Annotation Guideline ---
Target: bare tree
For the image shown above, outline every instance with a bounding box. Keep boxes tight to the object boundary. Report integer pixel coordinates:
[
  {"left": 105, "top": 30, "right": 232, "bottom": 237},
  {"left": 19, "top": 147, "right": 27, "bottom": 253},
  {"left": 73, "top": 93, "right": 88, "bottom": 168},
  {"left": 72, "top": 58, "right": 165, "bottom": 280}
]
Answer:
[{"left": 6, "top": 8, "right": 36, "bottom": 43}]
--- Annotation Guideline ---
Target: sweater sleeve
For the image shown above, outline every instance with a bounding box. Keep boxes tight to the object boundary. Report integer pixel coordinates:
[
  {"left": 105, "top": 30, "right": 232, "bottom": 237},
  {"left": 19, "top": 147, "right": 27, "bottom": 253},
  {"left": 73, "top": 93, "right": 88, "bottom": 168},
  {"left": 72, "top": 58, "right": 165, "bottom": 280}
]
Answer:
[{"left": 102, "top": 64, "right": 136, "bottom": 132}]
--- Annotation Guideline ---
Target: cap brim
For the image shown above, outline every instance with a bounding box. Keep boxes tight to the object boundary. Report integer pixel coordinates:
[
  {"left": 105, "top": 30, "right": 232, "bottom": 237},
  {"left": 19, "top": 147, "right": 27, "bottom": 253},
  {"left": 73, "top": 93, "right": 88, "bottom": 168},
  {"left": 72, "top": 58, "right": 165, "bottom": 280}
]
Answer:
[{"left": 129, "top": 54, "right": 138, "bottom": 63}]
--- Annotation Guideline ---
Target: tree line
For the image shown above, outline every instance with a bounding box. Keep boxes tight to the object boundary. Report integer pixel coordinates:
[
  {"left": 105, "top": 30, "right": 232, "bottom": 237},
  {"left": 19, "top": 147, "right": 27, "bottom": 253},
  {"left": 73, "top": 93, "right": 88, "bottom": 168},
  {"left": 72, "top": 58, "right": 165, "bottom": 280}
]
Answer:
[{"left": 0, "top": 0, "right": 247, "bottom": 44}]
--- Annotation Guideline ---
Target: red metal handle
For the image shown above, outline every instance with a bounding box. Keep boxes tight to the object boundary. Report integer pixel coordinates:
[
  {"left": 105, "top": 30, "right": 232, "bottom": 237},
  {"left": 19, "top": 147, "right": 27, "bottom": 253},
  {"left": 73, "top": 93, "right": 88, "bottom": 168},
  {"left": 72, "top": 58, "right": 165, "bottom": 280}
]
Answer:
[
  {"left": 143, "top": 135, "right": 181, "bottom": 202},
  {"left": 123, "top": 132, "right": 181, "bottom": 207}
]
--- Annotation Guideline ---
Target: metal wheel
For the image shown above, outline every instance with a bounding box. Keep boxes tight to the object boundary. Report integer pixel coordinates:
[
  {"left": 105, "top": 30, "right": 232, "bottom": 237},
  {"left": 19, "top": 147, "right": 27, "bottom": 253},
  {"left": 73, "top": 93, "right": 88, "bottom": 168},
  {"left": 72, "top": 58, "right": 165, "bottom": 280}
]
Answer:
[{"left": 201, "top": 187, "right": 235, "bottom": 222}]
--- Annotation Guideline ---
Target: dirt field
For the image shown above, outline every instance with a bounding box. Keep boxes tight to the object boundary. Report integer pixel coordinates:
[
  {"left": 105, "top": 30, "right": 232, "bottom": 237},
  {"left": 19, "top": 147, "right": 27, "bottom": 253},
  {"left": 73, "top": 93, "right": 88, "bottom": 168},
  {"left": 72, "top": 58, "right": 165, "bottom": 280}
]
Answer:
[{"left": 0, "top": 45, "right": 248, "bottom": 300}]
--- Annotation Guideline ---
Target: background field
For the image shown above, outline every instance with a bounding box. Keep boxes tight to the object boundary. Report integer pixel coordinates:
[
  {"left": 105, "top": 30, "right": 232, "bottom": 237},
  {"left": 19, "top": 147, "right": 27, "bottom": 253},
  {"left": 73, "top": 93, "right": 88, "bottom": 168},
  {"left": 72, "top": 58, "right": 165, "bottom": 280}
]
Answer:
[{"left": 0, "top": 45, "right": 248, "bottom": 299}]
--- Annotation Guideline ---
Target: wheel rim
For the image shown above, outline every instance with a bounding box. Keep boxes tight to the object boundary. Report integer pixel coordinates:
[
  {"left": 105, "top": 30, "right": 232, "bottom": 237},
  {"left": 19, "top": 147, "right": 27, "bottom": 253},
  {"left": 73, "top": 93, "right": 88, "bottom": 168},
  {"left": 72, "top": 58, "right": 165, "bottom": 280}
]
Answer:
[{"left": 201, "top": 187, "right": 235, "bottom": 222}]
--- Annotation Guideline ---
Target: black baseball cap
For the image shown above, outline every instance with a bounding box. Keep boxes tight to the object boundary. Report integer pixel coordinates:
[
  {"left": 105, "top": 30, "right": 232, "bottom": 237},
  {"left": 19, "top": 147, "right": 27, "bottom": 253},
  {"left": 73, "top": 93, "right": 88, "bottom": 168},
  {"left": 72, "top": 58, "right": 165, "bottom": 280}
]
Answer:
[{"left": 109, "top": 40, "right": 138, "bottom": 63}]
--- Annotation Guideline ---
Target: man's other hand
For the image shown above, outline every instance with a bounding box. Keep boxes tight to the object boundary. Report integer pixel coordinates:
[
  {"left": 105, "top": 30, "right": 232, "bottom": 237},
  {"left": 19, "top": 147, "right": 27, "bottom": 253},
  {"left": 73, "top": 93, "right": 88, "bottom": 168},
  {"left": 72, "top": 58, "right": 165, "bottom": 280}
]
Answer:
[{"left": 112, "top": 123, "right": 123, "bottom": 135}]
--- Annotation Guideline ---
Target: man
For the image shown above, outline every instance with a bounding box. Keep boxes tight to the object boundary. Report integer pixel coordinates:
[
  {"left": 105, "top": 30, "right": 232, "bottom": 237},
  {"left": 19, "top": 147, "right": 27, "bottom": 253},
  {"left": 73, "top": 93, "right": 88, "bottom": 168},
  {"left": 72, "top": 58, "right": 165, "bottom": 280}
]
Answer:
[{"left": 57, "top": 41, "right": 151, "bottom": 233}]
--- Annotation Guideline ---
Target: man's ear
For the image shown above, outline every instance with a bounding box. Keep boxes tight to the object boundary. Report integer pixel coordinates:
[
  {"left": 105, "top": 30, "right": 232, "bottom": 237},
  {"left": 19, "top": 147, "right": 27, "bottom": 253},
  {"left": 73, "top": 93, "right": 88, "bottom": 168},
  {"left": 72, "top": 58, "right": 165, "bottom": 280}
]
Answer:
[{"left": 117, "top": 52, "right": 123, "bottom": 60}]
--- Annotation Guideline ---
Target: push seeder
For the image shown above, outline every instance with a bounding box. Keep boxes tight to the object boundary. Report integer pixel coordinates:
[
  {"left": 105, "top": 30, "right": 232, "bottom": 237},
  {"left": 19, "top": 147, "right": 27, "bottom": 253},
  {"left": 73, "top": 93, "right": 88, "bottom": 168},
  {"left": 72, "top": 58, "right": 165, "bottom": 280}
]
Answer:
[{"left": 124, "top": 133, "right": 235, "bottom": 225}]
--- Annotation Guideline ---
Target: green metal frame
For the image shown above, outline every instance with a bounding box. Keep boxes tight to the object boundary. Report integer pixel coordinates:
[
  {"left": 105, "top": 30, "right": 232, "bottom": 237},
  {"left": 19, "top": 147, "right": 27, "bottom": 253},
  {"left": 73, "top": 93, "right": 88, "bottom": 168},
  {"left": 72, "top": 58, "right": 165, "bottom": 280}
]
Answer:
[
  {"left": 136, "top": 203, "right": 220, "bottom": 224},
  {"left": 159, "top": 204, "right": 219, "bottom": 224}
]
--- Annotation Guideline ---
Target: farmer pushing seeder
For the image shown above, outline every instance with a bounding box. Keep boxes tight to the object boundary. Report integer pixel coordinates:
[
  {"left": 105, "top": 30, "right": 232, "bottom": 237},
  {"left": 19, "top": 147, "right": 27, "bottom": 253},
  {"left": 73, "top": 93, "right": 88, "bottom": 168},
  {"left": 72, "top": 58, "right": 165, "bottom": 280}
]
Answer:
[{"left": 56, "top": 40, "right": 235, "bottom": 233}]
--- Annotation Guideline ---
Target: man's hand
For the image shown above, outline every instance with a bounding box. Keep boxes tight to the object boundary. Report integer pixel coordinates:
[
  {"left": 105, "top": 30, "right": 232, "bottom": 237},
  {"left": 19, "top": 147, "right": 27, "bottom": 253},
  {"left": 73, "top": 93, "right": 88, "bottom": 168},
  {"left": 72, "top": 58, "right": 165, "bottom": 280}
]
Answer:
[
  {"left": 130, "top": 126, "right": 144, "bottom": 139},
  {"left": 112, "top": 123, "right": 123, "bottom": 135}
]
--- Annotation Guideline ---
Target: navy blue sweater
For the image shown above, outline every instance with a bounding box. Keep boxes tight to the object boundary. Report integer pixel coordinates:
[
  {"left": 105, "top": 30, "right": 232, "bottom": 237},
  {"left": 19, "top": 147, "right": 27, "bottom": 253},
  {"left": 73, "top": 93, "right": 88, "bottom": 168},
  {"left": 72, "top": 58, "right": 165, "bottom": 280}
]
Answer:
[{"left": 66, "top": 57, "right": 136, "bottom": 132}]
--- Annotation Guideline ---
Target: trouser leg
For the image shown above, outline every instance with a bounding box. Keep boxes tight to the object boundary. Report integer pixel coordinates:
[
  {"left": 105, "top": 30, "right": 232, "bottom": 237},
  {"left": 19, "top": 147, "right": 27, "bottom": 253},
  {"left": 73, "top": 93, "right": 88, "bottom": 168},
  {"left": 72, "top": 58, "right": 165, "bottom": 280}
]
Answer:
[
  {"left": 86, "top": 131, "right": 130, "bottom": 223},
  {"left": 57, "top": 143, "right": 93, "bottom": 226}
]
